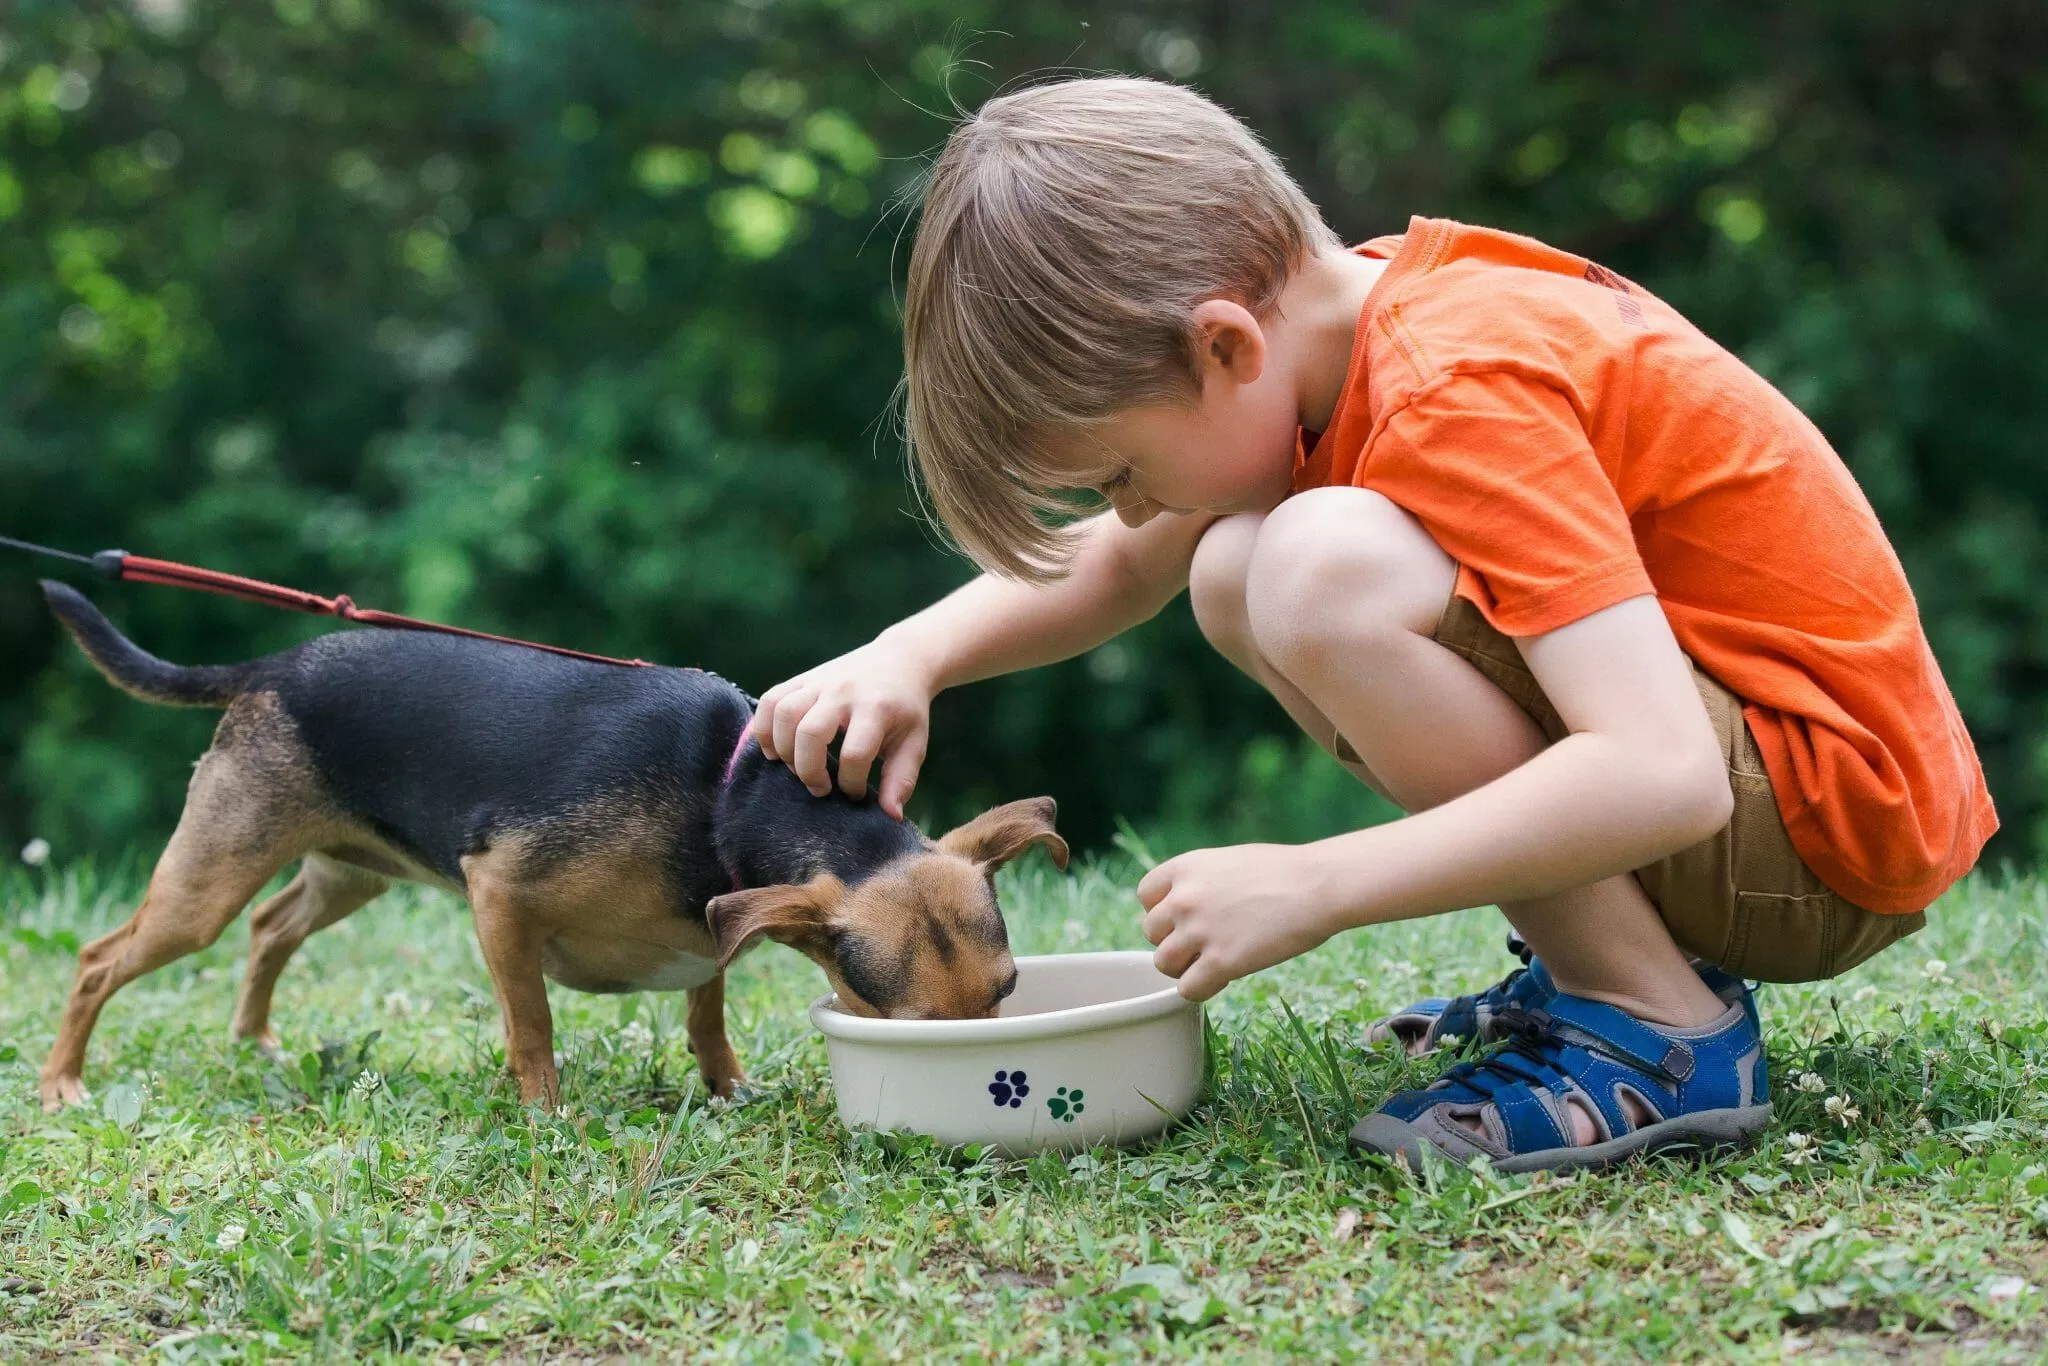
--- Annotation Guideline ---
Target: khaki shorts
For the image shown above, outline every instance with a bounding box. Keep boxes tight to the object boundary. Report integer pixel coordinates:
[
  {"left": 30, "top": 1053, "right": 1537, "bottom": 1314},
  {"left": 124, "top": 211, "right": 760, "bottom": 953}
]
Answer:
[{"left": 1425, "top": 595, "right": 1922, "bottom": 983}]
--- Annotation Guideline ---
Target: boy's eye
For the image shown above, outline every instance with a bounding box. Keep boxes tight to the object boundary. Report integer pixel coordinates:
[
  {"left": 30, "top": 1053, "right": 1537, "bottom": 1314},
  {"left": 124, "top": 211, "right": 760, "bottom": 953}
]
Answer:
[{"left": 1097, "top": 471, "right": 1131, "bottom": 497}]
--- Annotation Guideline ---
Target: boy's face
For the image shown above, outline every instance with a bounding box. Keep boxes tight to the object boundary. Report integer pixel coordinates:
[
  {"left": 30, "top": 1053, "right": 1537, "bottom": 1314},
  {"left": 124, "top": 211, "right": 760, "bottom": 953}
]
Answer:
[{"left": 1065, "top": 303, "right": 1304, "bottom": 528}]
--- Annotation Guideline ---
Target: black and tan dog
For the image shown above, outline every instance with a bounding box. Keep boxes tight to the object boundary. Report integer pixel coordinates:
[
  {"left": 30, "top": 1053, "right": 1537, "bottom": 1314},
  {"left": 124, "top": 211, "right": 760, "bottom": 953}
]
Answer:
[{"left": 35, "top": 581, "right": 1066, "bottom": 1112}]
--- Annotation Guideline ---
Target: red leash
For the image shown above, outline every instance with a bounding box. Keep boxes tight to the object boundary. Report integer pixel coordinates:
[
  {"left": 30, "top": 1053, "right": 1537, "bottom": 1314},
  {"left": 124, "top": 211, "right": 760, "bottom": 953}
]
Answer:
[{"left": 3, "top": 535, "right": 653, "bottom": 669}]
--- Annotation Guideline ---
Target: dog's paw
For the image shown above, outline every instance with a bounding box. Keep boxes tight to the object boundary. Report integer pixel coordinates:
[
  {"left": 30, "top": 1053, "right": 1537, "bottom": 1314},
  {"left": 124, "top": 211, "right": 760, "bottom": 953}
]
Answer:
[
  {"left": 39, "top": 1075, "right": 88, "bottom": 1113},
  {"left": 702, "top": 1068, "right": 758, "bottom": 1107},
  {"left": 233, "top": 1031, "right": 289, "bottom": 1061},
  {"left": 511, "top": 1067, "right": 562, "bottom": 1110}
]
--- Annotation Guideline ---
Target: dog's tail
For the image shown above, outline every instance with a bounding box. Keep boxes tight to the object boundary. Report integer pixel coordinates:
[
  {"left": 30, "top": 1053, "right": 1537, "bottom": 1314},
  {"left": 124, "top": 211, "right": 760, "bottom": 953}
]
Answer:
[{"left": 41, "top": 580, "right": 259, "bottom": 707}]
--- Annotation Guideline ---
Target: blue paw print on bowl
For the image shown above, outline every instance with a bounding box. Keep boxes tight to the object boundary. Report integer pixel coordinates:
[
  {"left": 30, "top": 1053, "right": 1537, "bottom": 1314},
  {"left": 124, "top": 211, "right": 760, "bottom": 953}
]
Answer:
[{"left": 987, "top": 1069, "right": 1029, "bottom": 1108}]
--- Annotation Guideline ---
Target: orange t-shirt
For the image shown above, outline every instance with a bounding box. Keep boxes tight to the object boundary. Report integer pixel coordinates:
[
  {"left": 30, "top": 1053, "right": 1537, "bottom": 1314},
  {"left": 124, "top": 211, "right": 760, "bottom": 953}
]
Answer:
[{"left": 1293, "top": 216, "right": 1994, "bottom": 915}]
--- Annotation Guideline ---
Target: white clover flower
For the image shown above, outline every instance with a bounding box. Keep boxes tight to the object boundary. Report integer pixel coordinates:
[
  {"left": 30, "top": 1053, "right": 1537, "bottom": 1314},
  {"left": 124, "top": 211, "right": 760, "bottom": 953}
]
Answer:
[
  {"left": 618, "top": 1019, "right": 655, "bottom": 1056},
  {"left": 382, "top": 990, "right": 415, "bottom": 1019},
  {"left": 351, "top": 1069, "right": 383, "bottom": 1098},
  {"left": 1792, "top": 1071, "right": 1827, "bottom": 1093},
  {"left": 1983, "top": 1275, "right": 2032, "bottom": 1303},
  {"left": 1852, "top": 984, "right": 1878, "bottom": 1002},
  {"left": 1824, "top": 1095, "right": 1861, "bottom": 1127},
  {"left": 1913, "top": 1116, "right": 1933, "bottom": 1135},
  {"left": 1782, "top": 1131, "right": 1817, "bottom": 1166},
  {"left": 1924, "top": 1047, "right": 1949, "bottom": 1065},
  {"left": 1922, "top": 958, "right": 1949, "bottom": 979},
  {"left": 20, "top": 838, "right": 49, "bottom": 867},
  {"left": 216, "top": 1223, "right": 247, "bottom": 1251}
]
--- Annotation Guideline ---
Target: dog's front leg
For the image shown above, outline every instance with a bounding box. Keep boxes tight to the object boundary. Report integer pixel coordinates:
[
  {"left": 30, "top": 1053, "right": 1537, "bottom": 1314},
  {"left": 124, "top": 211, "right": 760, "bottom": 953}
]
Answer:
[
  {"left": 465, "top": 871, "right": 558, "bottom": 1107},
  {"left": 686, "top": 973, "right": 745, "bottom": 1099}
]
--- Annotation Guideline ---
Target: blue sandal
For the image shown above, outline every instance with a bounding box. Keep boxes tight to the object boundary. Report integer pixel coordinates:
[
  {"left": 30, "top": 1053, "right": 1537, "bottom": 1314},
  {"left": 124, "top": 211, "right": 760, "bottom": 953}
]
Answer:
[
  {"left": 1366, "top": 934, "right": 1758, "bottom": 1054},
  {"left": 1351, "top": 993, "right": 1773, "bottom": 1174}
]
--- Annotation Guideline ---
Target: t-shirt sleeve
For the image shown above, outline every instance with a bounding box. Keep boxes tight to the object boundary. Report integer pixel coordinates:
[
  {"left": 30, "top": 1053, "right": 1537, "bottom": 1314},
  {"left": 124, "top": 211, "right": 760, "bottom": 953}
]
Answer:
[{"left": 1364, "top": 369, "right": 1654, "bottom": 637}]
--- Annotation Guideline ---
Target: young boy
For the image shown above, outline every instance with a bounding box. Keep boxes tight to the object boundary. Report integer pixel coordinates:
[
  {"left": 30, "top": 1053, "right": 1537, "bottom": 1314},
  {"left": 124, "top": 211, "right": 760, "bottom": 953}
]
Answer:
[{"left": 749, "top": 77, "right": 1995, "bottom": 1171}]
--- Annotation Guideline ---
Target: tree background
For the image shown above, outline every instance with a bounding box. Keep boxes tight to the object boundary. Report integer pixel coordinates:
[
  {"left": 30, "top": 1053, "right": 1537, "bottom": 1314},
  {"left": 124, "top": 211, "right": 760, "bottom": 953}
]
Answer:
[{"left": 2, "top": 0, "right": 2042, "bottom": 865}]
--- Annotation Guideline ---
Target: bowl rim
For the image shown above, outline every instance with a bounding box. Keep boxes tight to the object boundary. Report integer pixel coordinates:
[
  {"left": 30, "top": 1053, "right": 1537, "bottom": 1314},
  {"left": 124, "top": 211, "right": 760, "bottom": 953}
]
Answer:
[{"left": 808, "top": 949, "right": 1195, "bottom": 1046}]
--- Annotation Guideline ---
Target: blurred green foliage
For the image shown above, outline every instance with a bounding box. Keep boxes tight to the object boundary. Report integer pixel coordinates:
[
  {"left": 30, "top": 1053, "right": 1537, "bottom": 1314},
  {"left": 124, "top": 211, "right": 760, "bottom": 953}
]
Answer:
[{"left": 1, "top": 0, "right": 2042, "bottom": 865}]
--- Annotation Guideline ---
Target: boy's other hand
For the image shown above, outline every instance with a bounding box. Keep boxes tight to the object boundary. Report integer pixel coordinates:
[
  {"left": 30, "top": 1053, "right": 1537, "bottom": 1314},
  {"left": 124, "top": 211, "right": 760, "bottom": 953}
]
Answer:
[
  {"left": 753, "top": 641, "right": 937, "bottom": 819},
  {"left": 1138, "top": 844, "right": 1338, "bottom": 1002}
]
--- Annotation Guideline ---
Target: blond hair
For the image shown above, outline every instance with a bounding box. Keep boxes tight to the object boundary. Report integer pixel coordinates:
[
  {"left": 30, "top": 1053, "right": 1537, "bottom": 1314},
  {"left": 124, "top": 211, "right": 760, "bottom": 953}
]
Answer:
[{"left": 903, "top": 77, "right": 1338, "bottom": 580}]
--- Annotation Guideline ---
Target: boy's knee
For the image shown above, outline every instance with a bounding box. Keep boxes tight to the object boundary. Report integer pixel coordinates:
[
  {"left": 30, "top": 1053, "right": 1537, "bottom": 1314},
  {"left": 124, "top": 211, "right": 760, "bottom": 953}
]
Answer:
[
  {"left": 1245, "top": 489, "right": 1455, "bottom": 667},
  {"left": 1189, "top": 514, "right": 1264, "bottom": 654}
]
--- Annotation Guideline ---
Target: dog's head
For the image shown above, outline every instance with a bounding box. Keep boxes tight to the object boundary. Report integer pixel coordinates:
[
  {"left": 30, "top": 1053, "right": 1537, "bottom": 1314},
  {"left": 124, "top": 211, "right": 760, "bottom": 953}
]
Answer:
[{"left": 705, "top": 796, "right": 1066, "bottom": 1019}]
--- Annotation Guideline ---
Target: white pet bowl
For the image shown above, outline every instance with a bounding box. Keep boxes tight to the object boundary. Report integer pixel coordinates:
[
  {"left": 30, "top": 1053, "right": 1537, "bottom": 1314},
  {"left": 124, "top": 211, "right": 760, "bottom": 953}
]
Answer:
[{"left": 809, "top": 951, "right": 1204, "bottom": 1155}]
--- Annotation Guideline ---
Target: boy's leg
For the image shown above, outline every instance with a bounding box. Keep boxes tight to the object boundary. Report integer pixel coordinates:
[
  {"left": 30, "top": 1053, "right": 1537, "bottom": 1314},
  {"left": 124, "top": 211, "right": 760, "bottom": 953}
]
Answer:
[
  {"left": 1190, "top": 491, "right": 1727, "bottom": 1041},
  {"left": 1189, "top": 514, "right": 1395, "bottom": 801}
]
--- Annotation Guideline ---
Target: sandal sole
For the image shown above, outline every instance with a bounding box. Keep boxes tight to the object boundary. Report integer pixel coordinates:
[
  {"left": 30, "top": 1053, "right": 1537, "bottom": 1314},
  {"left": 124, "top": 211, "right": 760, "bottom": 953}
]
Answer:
[{"left": 1349, "top": 1103, "right": 1775, "bottom": 1174}]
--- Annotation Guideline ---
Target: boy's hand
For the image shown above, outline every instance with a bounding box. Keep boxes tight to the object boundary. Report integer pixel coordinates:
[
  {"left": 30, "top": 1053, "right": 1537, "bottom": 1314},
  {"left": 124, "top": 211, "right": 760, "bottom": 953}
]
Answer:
[
  {"left": 753, "top": 640, "right": 937, "bottom": 818},
  {"left": 750, "top": 510, "right": 1209, "bottom": 821},
  {"left": 1138, "top": 844, "right": 1338, "bottom": 1002}
]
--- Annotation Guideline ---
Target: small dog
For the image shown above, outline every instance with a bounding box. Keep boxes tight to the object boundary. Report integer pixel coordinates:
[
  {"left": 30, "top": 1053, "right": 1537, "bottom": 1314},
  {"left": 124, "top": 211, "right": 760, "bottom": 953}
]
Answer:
[{"left": 36, "top": 581, "right": 1066, "bottom": 1112}]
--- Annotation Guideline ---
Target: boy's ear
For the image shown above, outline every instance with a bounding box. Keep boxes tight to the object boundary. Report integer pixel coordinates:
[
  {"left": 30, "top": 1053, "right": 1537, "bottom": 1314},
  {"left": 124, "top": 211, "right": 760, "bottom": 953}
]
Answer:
[
  {"left": 1190, "top": 298, "right": 1266, "bottom": 384},
  {"left": 938, "top": 797, "right": 1070, "bottom": 873},
  {"left": 707, "top": 875, "right": 845, "bottom": 970}
]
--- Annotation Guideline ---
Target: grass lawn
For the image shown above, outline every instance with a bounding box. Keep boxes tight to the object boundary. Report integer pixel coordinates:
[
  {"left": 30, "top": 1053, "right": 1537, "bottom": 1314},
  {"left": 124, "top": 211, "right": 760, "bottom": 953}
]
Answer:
[{"left": 0, "top": 850, "right": 2044, "bottom": 1362}]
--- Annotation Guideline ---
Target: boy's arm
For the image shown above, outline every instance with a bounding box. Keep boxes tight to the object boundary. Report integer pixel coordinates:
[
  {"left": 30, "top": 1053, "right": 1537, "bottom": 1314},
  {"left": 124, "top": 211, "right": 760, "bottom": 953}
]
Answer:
[
  {"left": 1140, "top": 594, "right": 1735, "bottom": 1001},
  {"left": 755, "top": 506, "right": 1213, "bottom": 815}
]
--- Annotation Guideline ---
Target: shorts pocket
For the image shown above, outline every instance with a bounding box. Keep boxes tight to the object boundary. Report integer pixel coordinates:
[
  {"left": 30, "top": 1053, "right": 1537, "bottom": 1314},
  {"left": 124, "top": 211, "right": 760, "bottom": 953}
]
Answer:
[
  {"left": 1725, "top": 892, "right": 1925, "bottom": 983},
  {"left": 1725, "top": 892, "right": 1837, "bottom": 982}
]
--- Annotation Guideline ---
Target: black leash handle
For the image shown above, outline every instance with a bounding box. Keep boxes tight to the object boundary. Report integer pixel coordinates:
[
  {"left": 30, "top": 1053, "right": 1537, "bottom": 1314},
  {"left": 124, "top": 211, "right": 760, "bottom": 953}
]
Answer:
[{"left": 0, "top": 533, "right": 125, "bottom": 579}]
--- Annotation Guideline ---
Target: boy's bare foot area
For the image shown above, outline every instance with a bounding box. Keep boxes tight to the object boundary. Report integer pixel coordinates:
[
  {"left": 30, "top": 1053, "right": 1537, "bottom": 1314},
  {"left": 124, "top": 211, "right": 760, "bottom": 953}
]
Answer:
[{"left": 1444, "top": 1086, "right": 1654, "bottom": 1147}]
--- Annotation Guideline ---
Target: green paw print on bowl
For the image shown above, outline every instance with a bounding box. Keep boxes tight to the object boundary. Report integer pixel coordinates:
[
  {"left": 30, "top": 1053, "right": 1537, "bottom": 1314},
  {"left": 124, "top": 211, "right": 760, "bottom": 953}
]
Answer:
[{"left": 1047, "top": 1086, "right": 1085, "bottom": 1122}]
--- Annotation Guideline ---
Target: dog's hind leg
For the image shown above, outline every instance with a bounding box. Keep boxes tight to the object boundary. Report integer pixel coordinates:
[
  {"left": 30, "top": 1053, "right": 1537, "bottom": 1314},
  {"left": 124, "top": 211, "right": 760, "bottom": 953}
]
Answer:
[
  {"left": 231, "top": 853, "right": 389, "bottom": 1054},
  {"left": 40, "top": 739, "right": 312, "bottom": 1112},
  {"left": 686, "top": 973, "right": 745, "bottom": 1099}
]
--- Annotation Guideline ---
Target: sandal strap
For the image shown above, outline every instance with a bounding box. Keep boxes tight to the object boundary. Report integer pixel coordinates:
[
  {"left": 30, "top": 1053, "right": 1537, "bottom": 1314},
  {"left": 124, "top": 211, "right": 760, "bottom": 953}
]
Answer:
[
  {"left": 1417, "top": 1002, "right": 1690, "bottom": 1137},
  {"left": 1541, "top": 997, "right": 1695, "bottom": 1083},
  {"left": 1491, "top": 1080, "right": 1575, "bottom": 1150},
  {"left": 1406, "top": 1040, "right": 1627, "bottom": 1149}
]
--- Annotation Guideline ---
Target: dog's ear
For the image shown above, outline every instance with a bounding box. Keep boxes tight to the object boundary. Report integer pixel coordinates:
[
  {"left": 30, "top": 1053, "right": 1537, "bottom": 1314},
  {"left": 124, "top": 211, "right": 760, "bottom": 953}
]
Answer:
[
  {"left": 938, "top": 797, "right": 1070, "bottom": 873},
  {"left": 707, "top": 875, "right": 845, "bottom": 970}
]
